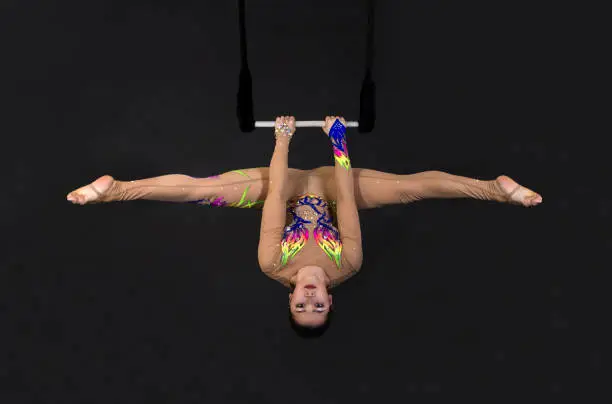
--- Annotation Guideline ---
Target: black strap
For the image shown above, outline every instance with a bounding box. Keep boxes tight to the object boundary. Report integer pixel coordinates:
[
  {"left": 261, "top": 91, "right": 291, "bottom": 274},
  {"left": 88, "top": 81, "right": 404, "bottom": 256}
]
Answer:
[
  {"left": 236, "top": 0, "right": 255, "bottom": 132},
  {"left": 364, "top": 0, "right": 375, "bottom": 74},
  {"left": 238, "top": 0, "right": 248, "bottom": 67},
  {"left": 359, "top": 0, "right": 376, "bottom": 133}
]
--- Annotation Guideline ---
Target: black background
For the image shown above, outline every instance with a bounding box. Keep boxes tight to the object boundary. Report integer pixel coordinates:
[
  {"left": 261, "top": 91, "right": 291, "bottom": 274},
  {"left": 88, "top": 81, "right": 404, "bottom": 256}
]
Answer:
[{"left": 1, "top": 0, "right": 608, "bottom": 402}]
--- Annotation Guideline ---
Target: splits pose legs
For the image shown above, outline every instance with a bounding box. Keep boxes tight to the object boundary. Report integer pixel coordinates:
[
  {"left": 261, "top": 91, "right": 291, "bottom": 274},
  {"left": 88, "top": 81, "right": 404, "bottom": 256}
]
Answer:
[{"left": 67, "top": 167, "right": 542, "bottom": 209}]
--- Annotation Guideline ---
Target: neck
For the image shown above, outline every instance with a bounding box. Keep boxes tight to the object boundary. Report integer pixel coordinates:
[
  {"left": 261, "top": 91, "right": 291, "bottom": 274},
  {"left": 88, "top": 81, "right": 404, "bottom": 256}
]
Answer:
[{"left": 291, "top": 266, "right": 330, "bottom": 287}]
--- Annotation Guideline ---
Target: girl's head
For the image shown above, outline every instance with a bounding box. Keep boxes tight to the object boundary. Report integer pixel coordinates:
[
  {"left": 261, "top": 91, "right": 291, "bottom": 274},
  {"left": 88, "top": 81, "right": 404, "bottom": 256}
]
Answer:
[{"left": 288, "top": 266, "right": 333, "bottom": 337}]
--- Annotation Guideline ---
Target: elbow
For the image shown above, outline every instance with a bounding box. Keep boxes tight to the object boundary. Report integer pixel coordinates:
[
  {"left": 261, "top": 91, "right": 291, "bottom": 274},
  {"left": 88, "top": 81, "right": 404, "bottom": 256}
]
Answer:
[
  {"left": 354, "top": 256, "right": 364, "bottom": 273},
  {"left": 258, "top": 255, "right": 279, "bottom": 275},
  {"left": 258, "top": 256, "right": 271, "bottom": 273},
  {"left": 344, "top": 252, "right": 363, "bottom": 273}
]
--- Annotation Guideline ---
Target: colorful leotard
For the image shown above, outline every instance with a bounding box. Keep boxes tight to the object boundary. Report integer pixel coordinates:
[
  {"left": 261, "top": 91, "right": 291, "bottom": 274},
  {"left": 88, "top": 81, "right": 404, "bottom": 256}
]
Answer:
[{"left": 280, "top": 194, "right": 343, "bottom": 269}]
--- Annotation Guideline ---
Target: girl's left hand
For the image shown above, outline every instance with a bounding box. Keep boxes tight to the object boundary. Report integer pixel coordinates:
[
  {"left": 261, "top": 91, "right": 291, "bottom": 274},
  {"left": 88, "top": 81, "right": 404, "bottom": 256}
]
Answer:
[
  {"left": 275, "top": 116, "right": 296, "bottom": 140},
  {"left": 322, "top": 116, "right": 347, "bottom": 136}
]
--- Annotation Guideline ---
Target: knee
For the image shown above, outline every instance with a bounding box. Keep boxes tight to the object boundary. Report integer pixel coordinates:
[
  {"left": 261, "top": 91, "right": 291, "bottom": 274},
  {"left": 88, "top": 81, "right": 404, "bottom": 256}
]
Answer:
[
  {"left": 421, "top": 170, "right": 446, "bottom": 177},
  {"left": 312, "top": 166, "right": 333, "bottom": 173}
]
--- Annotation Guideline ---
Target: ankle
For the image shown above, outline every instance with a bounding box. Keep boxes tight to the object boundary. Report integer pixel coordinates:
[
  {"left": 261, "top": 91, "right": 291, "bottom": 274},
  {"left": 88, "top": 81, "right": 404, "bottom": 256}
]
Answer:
[
  {"left": 105, "top": 180, "right": 124, "bottom": 202},
  {"left": 490, "top": 177, "right": 509, "bottom": 202}
]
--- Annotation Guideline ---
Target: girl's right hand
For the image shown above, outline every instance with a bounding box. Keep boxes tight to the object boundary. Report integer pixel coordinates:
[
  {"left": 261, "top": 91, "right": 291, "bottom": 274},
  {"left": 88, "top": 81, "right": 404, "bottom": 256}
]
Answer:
[{"left": 275, "top": 116, "right": 296, "bottom": 140}]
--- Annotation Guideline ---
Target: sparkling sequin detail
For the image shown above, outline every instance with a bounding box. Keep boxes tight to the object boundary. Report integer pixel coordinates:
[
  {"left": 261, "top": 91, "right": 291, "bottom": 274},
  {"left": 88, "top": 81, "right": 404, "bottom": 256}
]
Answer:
[
  {"left": 279, "top": 194, "right": 343, "bottom": 269},
  {"left": 328, "top": 119, "right": 351, "bottom": 170}
]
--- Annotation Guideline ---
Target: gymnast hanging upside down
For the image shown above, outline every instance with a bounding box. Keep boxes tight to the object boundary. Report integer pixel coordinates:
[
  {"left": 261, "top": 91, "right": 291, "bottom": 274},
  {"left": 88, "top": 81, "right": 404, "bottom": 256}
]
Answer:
[{"left": 67, "top": 116, "right": 542, "bottom": 337}]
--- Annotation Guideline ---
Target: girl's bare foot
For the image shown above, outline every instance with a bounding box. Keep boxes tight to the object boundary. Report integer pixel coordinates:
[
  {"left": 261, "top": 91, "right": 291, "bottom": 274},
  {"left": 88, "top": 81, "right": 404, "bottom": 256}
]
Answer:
[
  {"left": 495, "top": 175, "right": 543, "bottom": 207},
  {"left": 67, "top": 175, "right": 115, "bottom": 205}
]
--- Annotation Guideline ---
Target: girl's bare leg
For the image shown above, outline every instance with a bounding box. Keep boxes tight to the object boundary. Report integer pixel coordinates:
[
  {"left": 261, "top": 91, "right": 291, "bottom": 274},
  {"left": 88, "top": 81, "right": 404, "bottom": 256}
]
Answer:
[
  {"left": 311, "top": 167, "right": 542, "bottom": 209},
  {"left": 67, "top": 168, "right": 307, "bottom": 208}
]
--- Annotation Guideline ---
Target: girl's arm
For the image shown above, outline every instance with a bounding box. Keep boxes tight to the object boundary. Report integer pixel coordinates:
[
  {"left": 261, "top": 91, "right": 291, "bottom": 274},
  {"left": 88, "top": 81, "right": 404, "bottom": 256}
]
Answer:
[
  {"left": 324, "top": 116, "right": 363, "bottom": 271},
  {"left": 258, "top": 116, "right": 296, "bottom": 273}
]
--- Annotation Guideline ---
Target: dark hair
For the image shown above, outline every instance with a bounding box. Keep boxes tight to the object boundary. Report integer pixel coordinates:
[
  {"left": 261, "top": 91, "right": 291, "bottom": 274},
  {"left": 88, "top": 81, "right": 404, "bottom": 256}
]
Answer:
[{"left": 289, "top": 307, "right": 333, "bottom": 338}]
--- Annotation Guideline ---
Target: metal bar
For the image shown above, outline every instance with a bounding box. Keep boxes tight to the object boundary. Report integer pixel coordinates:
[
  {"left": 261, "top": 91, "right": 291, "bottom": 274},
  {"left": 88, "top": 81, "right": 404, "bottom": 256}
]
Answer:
[{"left": 254, "top": 121, "right": 359, "bottom": 128}]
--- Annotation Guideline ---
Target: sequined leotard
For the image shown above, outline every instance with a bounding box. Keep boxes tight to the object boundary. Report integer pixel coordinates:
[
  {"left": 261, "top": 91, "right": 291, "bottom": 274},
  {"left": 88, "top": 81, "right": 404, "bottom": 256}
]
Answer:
[
  {"left": 280, "top": 194, "right": 342, "bottom": 269},
  {"left": 258, "top": 192, "right": 359, "bottom": 288}
]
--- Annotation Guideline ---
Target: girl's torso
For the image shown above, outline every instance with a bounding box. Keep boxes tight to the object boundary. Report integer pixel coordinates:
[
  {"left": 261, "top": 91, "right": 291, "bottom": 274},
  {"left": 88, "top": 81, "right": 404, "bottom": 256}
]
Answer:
[{"left": 271, "top": 190, "right": 356, "bottom": 288}]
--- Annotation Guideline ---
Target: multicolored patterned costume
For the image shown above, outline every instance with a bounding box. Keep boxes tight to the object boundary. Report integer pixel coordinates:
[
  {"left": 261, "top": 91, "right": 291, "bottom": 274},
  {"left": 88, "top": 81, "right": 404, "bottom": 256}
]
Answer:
[{"left": 280, "top": 194, "right": 342, "bottom": 269}]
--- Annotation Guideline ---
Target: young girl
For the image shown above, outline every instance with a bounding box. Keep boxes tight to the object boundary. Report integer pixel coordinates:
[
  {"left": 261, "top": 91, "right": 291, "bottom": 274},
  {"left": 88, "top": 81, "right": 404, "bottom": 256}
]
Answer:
[{"left": 67, "top": 116, "right": 542, "bottom": 337}]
